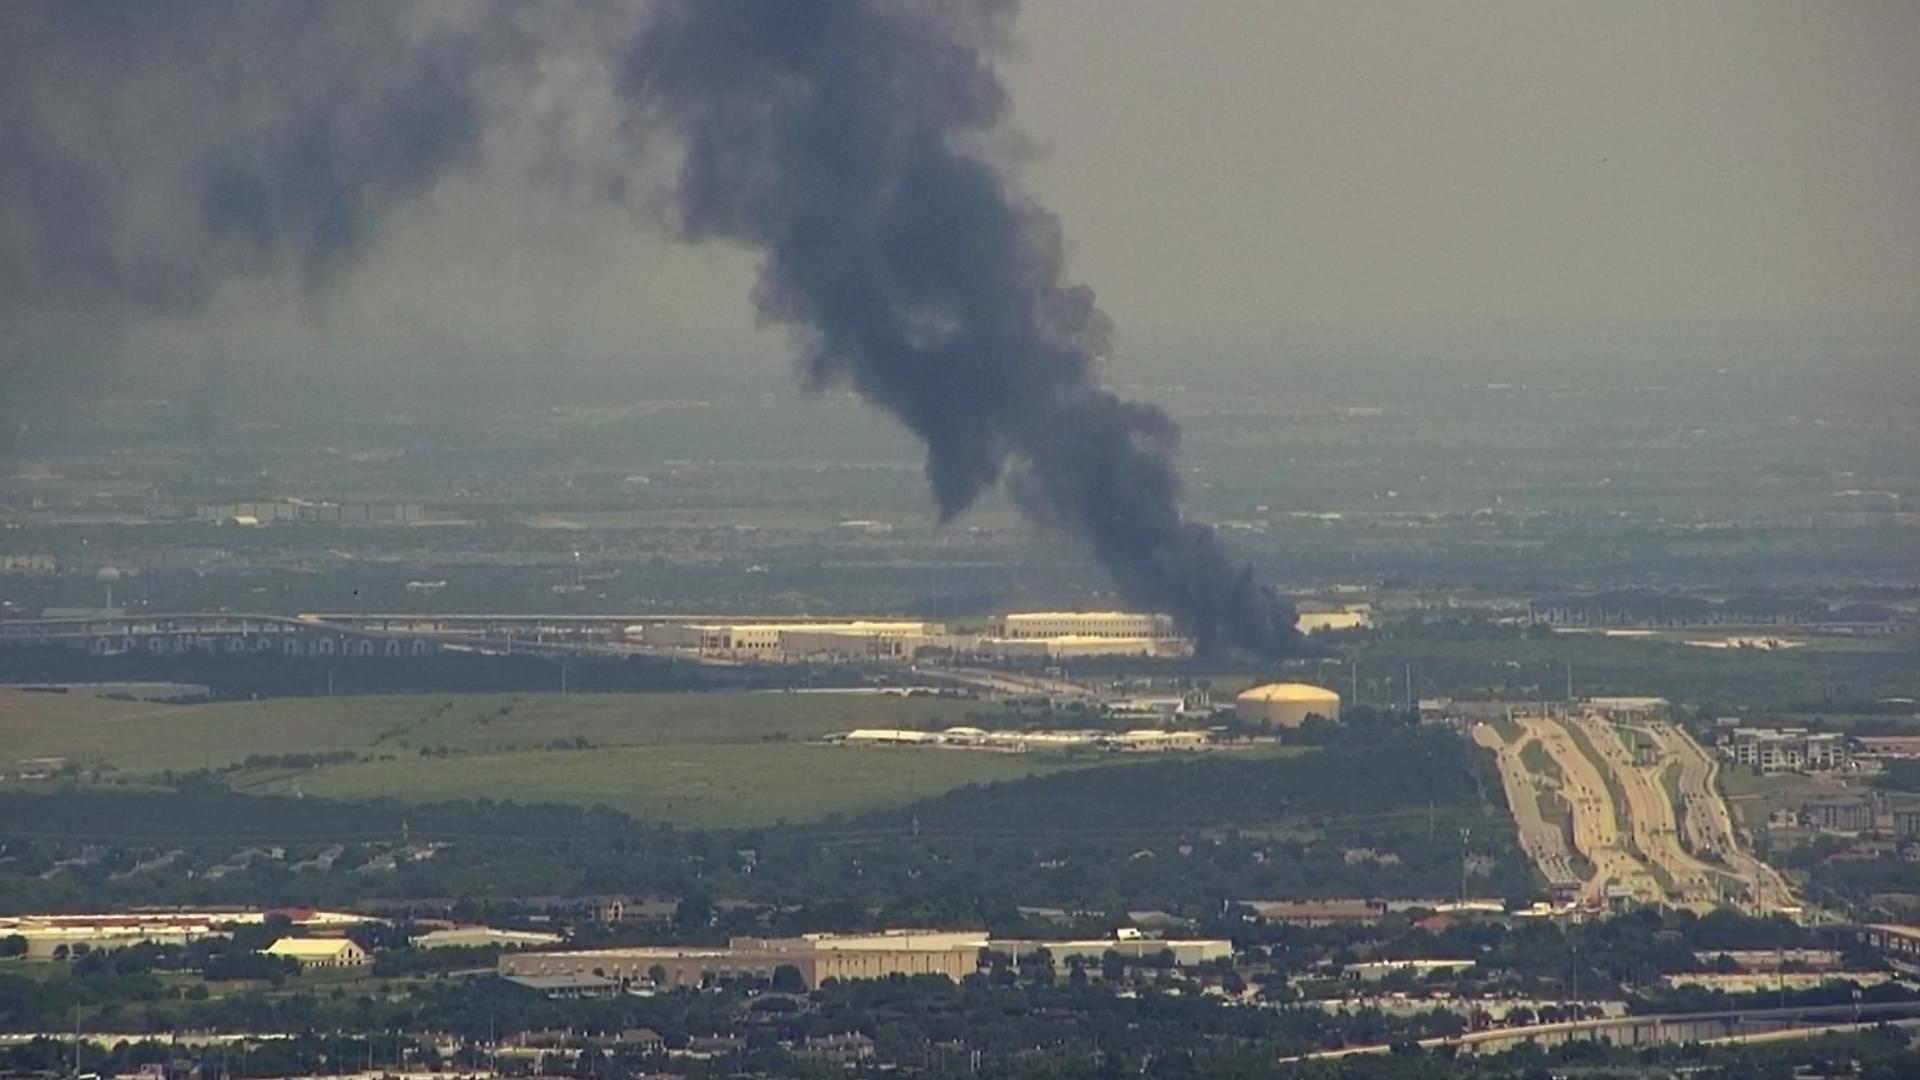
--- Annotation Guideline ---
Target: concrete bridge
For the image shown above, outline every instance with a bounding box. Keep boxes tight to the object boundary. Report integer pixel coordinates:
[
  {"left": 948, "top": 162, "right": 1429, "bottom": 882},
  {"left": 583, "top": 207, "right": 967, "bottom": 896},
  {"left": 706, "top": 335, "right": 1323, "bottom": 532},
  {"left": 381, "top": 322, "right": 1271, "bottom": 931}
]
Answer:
[{"left": 1288, "top": 1000, "right": 1920, "bottom": 1062}]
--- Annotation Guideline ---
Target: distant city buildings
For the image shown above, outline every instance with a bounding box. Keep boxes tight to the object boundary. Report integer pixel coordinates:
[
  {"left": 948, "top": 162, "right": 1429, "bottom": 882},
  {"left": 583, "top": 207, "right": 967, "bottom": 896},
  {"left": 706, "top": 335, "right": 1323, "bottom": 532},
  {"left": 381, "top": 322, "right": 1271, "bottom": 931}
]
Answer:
[
  {"left": 499, "top": 929, "right": 1232, "bottom": 991},
  {"left": 0, "top": 909, "right": 370, "bottom": 959},
  {"left": 633, "top": 611, "right": 1198, "bottom": 662}
]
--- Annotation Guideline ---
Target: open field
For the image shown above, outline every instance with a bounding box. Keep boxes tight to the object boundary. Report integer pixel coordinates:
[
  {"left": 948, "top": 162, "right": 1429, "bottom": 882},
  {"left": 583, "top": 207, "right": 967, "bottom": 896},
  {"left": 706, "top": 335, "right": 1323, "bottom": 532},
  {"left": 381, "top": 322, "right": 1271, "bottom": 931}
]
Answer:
[
  {"left": 238, "top": 742, "right": 1102, "bottom": 827},
  {"left": 0, "top": 689, "right": 1110, "bottom": 826},
  {"left": 0, "top": 689, "right": 985, "bottom": 774},
  {"left": 1715, "top": 766, "right": 1850, "bottom": 831}
]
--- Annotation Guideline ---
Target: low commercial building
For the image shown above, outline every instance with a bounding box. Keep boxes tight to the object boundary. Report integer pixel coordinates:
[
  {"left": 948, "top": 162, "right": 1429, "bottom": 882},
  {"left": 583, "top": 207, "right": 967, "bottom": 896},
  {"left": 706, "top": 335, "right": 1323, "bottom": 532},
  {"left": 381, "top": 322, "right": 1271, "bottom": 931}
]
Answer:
[
  {"left": 499, "top": 930, "right": 987, "bottom": 990},
  {"left": 412, "top": 926, "right": 566, "bottom": 950},
  {"left": 1341, "top": 959, "right": 1477, "bottom": 982},
  {"left": 1662, "top": 971, "right": 1892, "bottom": 992},
  {"left": 1694, "top": 949, "right": 1841, "bottom": 972},
  {"left": 1800, "top": 796, "right": 1874, "bottom": 832},
  {"left": 980, "top": 634, "right": 1191, "bottom": 660},
  {"left": 1295, "top": 606, "right": 1373, "bottom": 634},
  {"left": 640, "top": 620, "right": 947, "bottom": 661},
  {"left": 263, "top": 937, "right": 370, "bottom": 968},
  {"left": 504, "top": 972, "right": 620, "bottom": 999},
  {"left": 1240, "top": 899, "right": 1384, "bottom": 927},
  {"left": 0, "top": 909, "right": 365, "bottom": 958},
  {"left": 0, "top": 913, "right": 229, "bottom": 958},
  {"left": 991, "top": 937, "right": 1232, "bottom": 967},
  {"left": 1104, "top": 729, "right": 1209, "bottom": 751},
  {"left": 1585, "top": 696, "right": 1671, "bottom": 720}
]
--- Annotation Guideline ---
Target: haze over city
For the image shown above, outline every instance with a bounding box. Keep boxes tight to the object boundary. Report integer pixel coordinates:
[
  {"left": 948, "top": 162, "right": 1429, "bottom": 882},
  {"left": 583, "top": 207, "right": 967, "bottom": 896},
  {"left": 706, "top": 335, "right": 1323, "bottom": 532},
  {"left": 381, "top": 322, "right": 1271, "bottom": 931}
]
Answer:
[{"left": 2, "top": 2, "right": 1919, "bottom": 1077}]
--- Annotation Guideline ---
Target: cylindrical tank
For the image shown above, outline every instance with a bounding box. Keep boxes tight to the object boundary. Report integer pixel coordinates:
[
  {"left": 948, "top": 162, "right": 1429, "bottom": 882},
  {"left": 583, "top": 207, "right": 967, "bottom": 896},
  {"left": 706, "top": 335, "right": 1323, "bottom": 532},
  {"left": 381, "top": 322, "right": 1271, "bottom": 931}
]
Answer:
[{"left": 1235, "top": 683, "right": 1342, "bottom": 728}]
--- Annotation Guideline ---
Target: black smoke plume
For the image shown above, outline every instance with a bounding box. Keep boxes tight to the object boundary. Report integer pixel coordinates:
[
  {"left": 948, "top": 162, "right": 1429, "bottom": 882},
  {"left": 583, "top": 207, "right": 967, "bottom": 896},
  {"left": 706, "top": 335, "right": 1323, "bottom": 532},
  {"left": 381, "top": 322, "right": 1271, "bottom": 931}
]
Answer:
[
  {"left": 0, "top": 0, "right": 1303, "bottom": 657},
  {"left": 628, "top": 1, "right": 1301, "bottom": 657}
]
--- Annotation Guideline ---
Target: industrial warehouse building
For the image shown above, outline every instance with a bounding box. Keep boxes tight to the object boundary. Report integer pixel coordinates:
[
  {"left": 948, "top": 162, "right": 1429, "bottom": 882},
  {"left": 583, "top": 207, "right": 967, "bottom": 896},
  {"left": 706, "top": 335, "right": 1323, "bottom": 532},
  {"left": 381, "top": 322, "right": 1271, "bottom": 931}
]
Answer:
[
  {"left": 637, "top": 620, "right": 948, "bottom": 660},
  {"left": 981, "top": 634, "right": 1190, "bottom": 660},
  {"left": 1234, "top": 683, "right": 1341, "bottom": 727},
  {"left": 0, "top": 913, "right": 228, "bottom": 958},
  {"left": 499, "top": 930, "right": 987, "bottom": 990},
  {"left": 498, "top": 930, "right": 1231, "bottom": 989},
  {"left": 0, "top": 909, "right": 369, "bottom": 959},
  {"left": 980, "top": 611, "right": 1190, "bottom": 660},
  {"left": 989, "top": 611, "right": 1176, "bottom": 640},
  {"left": 991, "top": 937, "right": 1232, "bottom": 966}
]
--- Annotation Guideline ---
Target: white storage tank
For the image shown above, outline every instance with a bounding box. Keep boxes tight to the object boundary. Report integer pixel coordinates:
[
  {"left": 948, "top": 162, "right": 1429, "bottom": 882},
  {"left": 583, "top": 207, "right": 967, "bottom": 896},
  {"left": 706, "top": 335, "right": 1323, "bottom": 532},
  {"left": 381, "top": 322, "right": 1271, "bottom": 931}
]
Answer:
[{"left": 1235, "top": 683, "right": 1341, "bottom": 728}]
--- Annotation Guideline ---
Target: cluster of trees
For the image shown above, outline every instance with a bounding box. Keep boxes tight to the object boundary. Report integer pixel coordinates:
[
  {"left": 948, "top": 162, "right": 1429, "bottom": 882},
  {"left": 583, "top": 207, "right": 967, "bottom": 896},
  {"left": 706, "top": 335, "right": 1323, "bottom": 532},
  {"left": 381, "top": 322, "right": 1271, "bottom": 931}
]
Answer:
[{"left": 8, "top": 965, "right": 1920, "bottom": 1080}]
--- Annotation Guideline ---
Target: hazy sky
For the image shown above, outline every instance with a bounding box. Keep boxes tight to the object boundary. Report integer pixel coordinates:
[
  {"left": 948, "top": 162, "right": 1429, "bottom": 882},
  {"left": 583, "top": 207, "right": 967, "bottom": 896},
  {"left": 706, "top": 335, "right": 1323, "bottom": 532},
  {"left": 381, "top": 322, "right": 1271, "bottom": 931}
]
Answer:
[
  {"left": 14, "top": 0, "right": 1920, "bottom": 370},
  {"left": 1008, "top": 0, "right": 1920, "bottom": 328}
]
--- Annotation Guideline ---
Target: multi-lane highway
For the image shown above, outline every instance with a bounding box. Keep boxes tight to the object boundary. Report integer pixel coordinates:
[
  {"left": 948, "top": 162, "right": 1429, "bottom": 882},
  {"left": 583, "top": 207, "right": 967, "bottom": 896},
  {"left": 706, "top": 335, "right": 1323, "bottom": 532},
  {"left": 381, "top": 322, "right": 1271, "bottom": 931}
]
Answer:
[
  {"left": 1480, "top": 712, "right": 1799, "bottom": 914},
  {"left": 1473, "top": 724, "right": 1581, "bottom": 892},
  {"left": 1568, "top": 713, "right": 1724, "bottom": 908},
  {"left": 1632, "top": 719, "right": 1798, "bottom": 913},
  {"left": 1520, "top": 714, "right": 1666, "bottom": 907}
]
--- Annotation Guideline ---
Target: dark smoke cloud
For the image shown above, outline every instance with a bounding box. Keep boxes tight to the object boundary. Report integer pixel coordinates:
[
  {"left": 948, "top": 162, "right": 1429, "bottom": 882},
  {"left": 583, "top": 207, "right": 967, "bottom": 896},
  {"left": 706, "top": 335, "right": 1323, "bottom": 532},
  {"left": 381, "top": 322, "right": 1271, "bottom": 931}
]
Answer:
[
  {"left": 0, "top": 3, "right": 494, "bottom": 314},
  {"left": 0, "top": 1, "right": 538, "bottom": 439},
  {"left": 628, "top": 0, "right": 1301, "bottom": 657},
  {"left": 0, "top": 0, "right": 1302, "bottom": 657}
]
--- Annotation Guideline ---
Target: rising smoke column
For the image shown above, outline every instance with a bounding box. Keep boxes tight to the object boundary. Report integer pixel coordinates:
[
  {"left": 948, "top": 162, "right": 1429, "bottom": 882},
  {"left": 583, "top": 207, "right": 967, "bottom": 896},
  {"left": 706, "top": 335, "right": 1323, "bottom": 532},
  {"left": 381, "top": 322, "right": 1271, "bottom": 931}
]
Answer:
[{"left": 628, "top": 0, "right": 1302, "bottom": 657}]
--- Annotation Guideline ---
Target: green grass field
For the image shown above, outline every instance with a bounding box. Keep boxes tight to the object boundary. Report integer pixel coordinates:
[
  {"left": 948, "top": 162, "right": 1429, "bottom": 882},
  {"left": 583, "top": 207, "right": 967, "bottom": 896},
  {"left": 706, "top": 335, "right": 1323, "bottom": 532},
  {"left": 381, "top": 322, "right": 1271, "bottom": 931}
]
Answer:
[
  {"left": 0, "top": 688, "right": 1123, "bottom": 827},
  {"left": 239, "top": 742, "right": 1099, "bottom": 827},
  {"left": 1, "top": 689, "right": 984, "bottom": 773}
]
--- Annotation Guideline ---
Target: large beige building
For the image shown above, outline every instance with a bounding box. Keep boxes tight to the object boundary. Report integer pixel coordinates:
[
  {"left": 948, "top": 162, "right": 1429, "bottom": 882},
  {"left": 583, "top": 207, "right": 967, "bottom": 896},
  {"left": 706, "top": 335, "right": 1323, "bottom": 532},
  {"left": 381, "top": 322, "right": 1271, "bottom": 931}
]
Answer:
[
  {"left": 1235, "top": 683, "right": 1341, "bottom": 727},
  {"left": 264, "top": 937, "right": 370, "bottom": 968},
  {"left": 0, "top": 909, "right": 368, "bottom": 959},
  {"left": 499, "top": 930, "right": 986, "bottom": 990},
  {"left": 639, "top": 621, "right": 946, "bottom": 660}
]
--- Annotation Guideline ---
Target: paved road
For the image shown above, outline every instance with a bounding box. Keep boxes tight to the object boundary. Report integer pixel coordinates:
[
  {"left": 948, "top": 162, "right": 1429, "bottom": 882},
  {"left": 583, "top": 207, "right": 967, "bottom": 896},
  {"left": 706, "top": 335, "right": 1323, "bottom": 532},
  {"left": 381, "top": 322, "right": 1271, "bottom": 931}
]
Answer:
[
  {"left": 1635, "top": 720, "right": 1799, "bottom": 913},
  {"left": 916, "top": 665, "right": 1098, "bottom": 700},
  {"left": 1472, "top": 724, "right": 1580, "bottom": 890},
  {"left": 1517, "top": 715, "right": 1664, "bottom": 906},
  {"left": 1568, "top": 714, "right": 1725, "bottom": 909}
]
